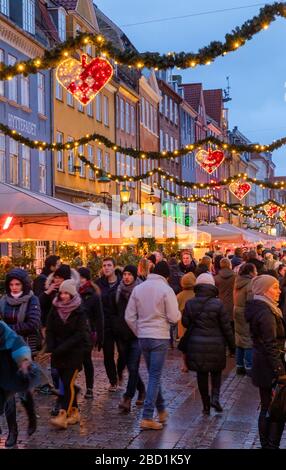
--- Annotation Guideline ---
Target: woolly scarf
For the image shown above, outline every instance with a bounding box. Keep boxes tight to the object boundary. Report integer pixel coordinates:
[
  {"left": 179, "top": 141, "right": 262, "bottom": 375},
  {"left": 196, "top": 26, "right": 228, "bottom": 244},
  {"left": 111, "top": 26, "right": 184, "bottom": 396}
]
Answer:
[
  {"left": 79, "top": 280, "right": 93, "bottom": 295},
  {"left": 52, "top": 293, "right": 81, "bottom": 323},
  {"left": 116, "top": 278, "right": 141, "bottom": 304},
  {"left": 253, "top": 294, "right": 283, "bottom": 318},
  {"left": 2, "top": 292, "right": 33, "bottom": 323}
]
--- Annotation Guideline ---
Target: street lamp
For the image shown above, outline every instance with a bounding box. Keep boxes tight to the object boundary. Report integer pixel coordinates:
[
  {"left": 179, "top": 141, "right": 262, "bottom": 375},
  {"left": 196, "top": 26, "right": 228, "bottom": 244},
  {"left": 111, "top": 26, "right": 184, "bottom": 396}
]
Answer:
[
  {"left": 120, "top": 184, "right": 131, "bottom": 204},
  {"left": 98, "top": 173, "right": 111, "bottom": 204}
]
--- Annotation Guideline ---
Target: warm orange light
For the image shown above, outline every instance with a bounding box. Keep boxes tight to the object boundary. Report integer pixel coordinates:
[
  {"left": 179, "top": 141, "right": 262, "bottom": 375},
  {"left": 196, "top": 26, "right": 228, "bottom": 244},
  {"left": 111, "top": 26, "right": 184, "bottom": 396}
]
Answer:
[{"left": 3, "top": 216, "right": 13, "bottom": 230}]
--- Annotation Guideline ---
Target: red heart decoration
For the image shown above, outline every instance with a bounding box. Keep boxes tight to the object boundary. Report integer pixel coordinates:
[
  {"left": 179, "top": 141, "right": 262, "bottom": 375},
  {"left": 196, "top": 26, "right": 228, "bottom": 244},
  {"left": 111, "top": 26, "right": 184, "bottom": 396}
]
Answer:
[
  {"left": 195, "top": 149, "right": 225, "bottom": 174},
  {"left": 229, "top": 180, "right": 251, "bottom": 200},
  {"left": 264, "top": 203, "right": 279, "bottom": 218},
  {"left": 56, "top": 54, "right": 113, "bottom": 105}
]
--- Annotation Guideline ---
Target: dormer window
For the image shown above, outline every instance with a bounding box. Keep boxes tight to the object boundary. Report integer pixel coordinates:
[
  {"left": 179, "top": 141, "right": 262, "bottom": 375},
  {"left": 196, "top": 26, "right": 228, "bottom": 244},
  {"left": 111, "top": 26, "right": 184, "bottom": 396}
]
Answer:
[
  {"left": 23, "top": 0, "right": 35, "bottom": 35},
  {"left": 0, "top": 0, "right": 9, "bottom": 16},
  {"left": 58, "top": 8, "right": 66, "bottom": 42}
]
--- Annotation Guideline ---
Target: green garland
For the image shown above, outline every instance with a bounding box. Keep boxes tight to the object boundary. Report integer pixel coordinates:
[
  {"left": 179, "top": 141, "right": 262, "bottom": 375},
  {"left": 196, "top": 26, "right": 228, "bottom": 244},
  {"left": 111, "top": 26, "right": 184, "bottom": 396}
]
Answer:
[
  {"left": 1, "top": 122, "right": 286, "bottom": 159},
  {"left": 0, "top": 3, "right": 285, "bottom": 79}
]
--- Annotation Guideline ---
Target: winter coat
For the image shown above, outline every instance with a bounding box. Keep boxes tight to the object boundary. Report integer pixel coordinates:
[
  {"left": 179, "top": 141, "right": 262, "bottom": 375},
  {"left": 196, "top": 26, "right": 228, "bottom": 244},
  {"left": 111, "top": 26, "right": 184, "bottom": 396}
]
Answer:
[
  {"left": 168, "top": 260, "right": 183, "bottom": 295},
  {"left": 245, "top": 299, "right": 286, "bottom": 388},
  {"left": 79, "top": 283, "right": 104, "bottom": 349},
  {"left": 96, "top": 275, "right": 121, "bottom": 331},
  {"left": 112, "top": 280, "right": 142, "bottom": 342},
  {"left": 215, "top": 268, "right": 236, "bottom": 320},
  {"left": 177, "top": 278, "right": 195, "bottom": 338},
  {"left": 125, "top": 273, "right": 181, "bottom": 339},
  {"left": 231, "top": 256, "right": 243, "bottom": 269},
  {"left": 233, "top": 275, "right": 253, "bottom": 349},
  {"left": 178, "top": 260, "right": 197, "bottom": 276},
  {"left": 248, "top": 258, "right": 266, "bottom": 275},
  {"left": 33, "top": 267, "right": 52, "bottom": 297},
  {"left": 39, "top": 268, "right": 80, "bottom": 327},
  {"left": 182, "top": 284, "right": 235, "bottom": 372},
  {"left": 45, "top": 305, "right": 89, "bottom": 370}
]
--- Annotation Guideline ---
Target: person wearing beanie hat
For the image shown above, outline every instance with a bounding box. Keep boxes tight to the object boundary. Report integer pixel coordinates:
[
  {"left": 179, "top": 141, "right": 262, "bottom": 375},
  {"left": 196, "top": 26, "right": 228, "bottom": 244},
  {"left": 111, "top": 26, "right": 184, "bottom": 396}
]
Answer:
[
  {"left": 182, "top": 271, "right": 235, "bottom": 416},
  {"left": 125, "top": 261, "right": 181, "bottom": 430},
  {"left": 115, "top": 266, "right": 145, "bottom": 413},
  {"left": 177, "top": 272, "right": 196, "bottom": 373},
  {"left": 78, "top": 268, "right": 104, "bottom": 399},
  {"left": 245, "top": 275, "right": 286, "bottom": 449},
  {"left": 195, "top": 273, "right": 215, "bottom": 286},
  {"left": 46, "top": 277, "right": 88, "bottom": 431}
]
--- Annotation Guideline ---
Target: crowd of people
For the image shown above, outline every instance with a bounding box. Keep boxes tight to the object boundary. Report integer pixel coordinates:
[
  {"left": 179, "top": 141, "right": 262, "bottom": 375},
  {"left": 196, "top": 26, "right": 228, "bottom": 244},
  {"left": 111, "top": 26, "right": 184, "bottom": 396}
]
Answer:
[{"left": 0, "top": 244, "right": 286, "bottom": 448}]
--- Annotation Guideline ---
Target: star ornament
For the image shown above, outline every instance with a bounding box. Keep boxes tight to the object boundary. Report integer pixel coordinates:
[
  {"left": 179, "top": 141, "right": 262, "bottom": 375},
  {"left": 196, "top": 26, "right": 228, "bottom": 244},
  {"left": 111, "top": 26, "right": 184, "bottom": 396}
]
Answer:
[
  {"left": 56, "top": 54, "right": 113, "bottom": 106},
  {"left": 195, "top": 149, "right": 225, "bottom": 174},
  {"left": 229, "top": 180, "right": 252, "bottom": 200}
]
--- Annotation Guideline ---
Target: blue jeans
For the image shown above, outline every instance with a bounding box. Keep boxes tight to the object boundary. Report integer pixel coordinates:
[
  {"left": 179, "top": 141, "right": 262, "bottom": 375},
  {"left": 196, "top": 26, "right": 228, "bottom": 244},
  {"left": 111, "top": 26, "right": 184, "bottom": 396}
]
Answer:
[
  {"left": 125, "top": 339, "right": 145, "bottom": 399},
  {"left": 139, "top": 338, "right": 169, "bottom": 420},
  {"left": 236, "top": 347, "right": 252, "bottom": 369}
]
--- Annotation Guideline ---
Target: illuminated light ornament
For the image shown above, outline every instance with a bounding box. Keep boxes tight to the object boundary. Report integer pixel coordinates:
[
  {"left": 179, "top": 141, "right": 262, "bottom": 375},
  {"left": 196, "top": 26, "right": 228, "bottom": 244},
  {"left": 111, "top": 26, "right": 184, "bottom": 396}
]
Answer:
[
  {"left": 229, "top": 180, "right": 252, "bottom": 200},
  {"left": 56, "top": 54, "right": 113, "bottom": 106},
  {"left": 210, "top": 179, "right": 221, "bottom": 190},
  {"left": 195, "top": 149, "right": 225, "bottom": 174},
  {"left": 263, "top": 203, "right": 279, "bottom": 218},
  {"left": 279, "top": 210, "right": 286, "bottom": 221}
]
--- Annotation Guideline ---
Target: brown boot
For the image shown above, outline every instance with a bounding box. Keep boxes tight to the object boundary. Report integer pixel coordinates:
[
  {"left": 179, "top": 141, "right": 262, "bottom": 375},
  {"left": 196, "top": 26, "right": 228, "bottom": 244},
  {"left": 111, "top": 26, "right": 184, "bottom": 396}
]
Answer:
[
  {"left": 158, "top": 410, "right": 168, "bottom": 424},
  {"left": 118, "top": 396, "right": 131, "bottom": 412},
  {"left": 67, "top": 407, "right": 80, "bottom": 425},
  {"left": 50, "top": 409, "right": 68, "bottom": 430},
  {"left": 140, "top": 419, "right": 163, "bottom": 430}
]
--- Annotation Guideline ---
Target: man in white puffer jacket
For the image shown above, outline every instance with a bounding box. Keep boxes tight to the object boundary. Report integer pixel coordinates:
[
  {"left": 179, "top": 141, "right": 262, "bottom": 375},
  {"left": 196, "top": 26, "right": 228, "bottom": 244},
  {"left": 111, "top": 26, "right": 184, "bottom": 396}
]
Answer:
[{"left": 125, "top": 261, "right": 181, "bottom": 430}]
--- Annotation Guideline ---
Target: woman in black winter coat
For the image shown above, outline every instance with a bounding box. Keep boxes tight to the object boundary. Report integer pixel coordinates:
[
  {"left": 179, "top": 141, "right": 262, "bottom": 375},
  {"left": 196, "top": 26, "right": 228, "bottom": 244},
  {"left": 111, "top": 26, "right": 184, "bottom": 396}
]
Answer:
[
  {"left": 182, "top": 273, "right": 235, "bottom": 415},
  {"left": 0, "top": 268, "right": 41, "bottom": 448},
  {"left": 46, "top": 279, "right": 89, "bottom": 430},
  {"left": 78, "top": 267, "right": 104, "bottom": 399},
  {"left": 245, "top": 275, "right": 286, "bottom": 449}
]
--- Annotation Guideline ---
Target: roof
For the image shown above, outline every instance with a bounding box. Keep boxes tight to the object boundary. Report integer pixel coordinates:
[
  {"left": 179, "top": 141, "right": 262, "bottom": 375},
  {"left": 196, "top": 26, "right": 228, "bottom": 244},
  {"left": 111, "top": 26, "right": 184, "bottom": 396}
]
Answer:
[
  {"left": 181, "top": 83, "right": 203, "bottom": 112},
  {"left": 203, "top": 89, "right": 222, "bottom": 127},
  {"left": 37, "top": 0, "right": 59, "bottom": 44},
  {"left": 55, "top": 0, "right": 78, "bottom": 9}
]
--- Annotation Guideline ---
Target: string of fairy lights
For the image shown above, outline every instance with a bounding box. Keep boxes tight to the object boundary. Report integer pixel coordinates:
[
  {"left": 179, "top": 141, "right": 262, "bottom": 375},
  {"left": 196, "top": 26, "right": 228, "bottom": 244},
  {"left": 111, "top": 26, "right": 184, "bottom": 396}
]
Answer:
[{"left": 0, "top": 3, "right": 285, "bottom": 78}]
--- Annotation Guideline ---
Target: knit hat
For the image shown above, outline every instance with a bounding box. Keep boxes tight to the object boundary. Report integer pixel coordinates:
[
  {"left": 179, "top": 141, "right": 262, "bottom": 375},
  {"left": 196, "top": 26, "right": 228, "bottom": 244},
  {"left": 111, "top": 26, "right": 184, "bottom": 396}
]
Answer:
[
  {"left": 59, "top": 279, "right": 77, "bottom": 297},
  {"left": 123, "top": 264, "right": 138, "bottom": 280},
  {"left": 251, "top": 274, "right": 278, "bottom": 295},
  {"left": 54, "top": 264, "right": 71, "bottom": 280},
  {"left": 181, "top": 272, "right": 196, "bottom": 289},
  {"left": 78, "top": 267, "right": 91, "bottom": 281},
  {"left": 195, "top": 273, "right": 215, "bottom": 286},
  {"left": 147, "top": 254, "right": 156, "bottom": 265},
  {"left": 153, "top": 261, "right": 170, "bottom": 279}
]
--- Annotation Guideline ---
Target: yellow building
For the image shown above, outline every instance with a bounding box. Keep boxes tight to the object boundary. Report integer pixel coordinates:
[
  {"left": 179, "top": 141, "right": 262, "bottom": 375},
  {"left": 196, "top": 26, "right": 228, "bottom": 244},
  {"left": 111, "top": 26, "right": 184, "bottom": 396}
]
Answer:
[{"left": 53, "top": 0, "right": 116, "bottom": 205}]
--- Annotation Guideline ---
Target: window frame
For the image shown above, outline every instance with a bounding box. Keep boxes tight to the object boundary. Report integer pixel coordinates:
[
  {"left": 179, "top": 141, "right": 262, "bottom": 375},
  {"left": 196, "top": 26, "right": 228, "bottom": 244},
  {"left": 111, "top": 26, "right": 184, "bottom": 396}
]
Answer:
[
  {"left": 21, "top": 145, "right": 30, "bottom": 189},
  {"left": 37, "top": 72, "right": 45, "bottom": 115},
  {"left": 0, "top": 133, "right": 6, "bottom": 183},
  {"left": 39, "top": 150, "right": 46, "bottom": 194},
  {"left": 20, "top": 74, "right": 29, "bottom": 107},
  {"left": 23, "top": 0, "right": 35, "bottom": 35},
  {"left": 9, "top": 138, "right": 19, "bottom": 185},
  {"left": 56, "top": 131, "right": 64, "bottom": 171}
]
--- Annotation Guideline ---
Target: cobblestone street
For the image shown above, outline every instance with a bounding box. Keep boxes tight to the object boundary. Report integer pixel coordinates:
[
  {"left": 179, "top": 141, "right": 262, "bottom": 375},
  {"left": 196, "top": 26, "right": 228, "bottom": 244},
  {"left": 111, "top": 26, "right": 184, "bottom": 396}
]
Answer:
[{"left": 1, "top": 349, "right": 285, "bottom": 450}]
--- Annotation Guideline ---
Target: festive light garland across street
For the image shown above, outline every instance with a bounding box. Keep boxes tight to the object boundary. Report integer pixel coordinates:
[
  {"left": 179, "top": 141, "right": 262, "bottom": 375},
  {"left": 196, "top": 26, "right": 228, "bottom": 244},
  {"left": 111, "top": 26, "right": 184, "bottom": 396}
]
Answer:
[{"left": 0, "top": 3, "right": 285, "bottom": 78}]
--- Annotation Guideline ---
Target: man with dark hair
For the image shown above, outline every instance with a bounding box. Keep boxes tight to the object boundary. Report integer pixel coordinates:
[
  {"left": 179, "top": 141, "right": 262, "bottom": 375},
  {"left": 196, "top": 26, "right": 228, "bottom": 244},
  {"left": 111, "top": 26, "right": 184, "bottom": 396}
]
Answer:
[
  {"left": 178, "top": 250, "right": 197, "bottom": 276},
  {"left": 248, "top": 250, "right": 266, "bottom": 275},
  {"left": 231, "top": 248, "right": 243, "bottom": 269},
  {"left": 96, "top": 257, "right": 122, "bottom": 391},
  {"left": 33, "top": 255, "right": 61, "bottom": 297}
]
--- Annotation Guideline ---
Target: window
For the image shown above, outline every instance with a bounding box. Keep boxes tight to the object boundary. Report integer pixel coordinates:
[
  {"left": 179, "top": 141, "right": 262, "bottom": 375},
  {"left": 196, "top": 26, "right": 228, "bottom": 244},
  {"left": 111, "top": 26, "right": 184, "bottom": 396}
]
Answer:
[
  {"left": 153, "top": 107, "right": 157, "bottom": 135},
  {"left": 141, "top": 97, "right": 145, "bottom": 125},
  {"left": 150, "top": 104, "right": 153, "bottom": 132},
  {"left": 56, "top": 132, "right": 64, "bottom": 171},
  {"left": 164, "top": 95, "right": 168, "bottom": 118},
  {"left": 8, "top": 55, "right": 17, "bottom": 102},
  {"left": 170, "top": 136, "right": 174, "bottom": 152},
  {"left": 125, "top": 102, "right": 130, "bottom": 133},
  {"left": 0, "top": 49, "right": 4, "bottom": 96},
  {"left": 116, "top": 95, "right": 120, "bottom": 129},
  {"left": 131, "top": 106, "right": 135, "bottom": 136},
  {"left": 169, "top": 98, "right": 173, "bottom": 122},
  {"left": 39, "top": 150, "right": 46, "bottom": 193},
  {"left": 67, "top": 91, "right": 73, "bottom": 107},
  {"left": 174, "top": 103, "right": 178, "bottom": 125},
  {"left": 67, "top": 137, "right": 74, "bottom": 174},
  {"left": 96, "top": 93, "right": 102, "bottom": 121},
  {"left": 9, "top": 138, "right": 18, "bottom": 184},
  {"left": 126, "top": 155, "right": 131, "bottom": 176},
  {"left": 58, "top": 8, "right": 66, "bottom": 41},
  {"left": 146, "top": 101, "right": 149, "bottom": 129},
  {"left": 37, "top": 73, "right": 45, "bottom": 115},
  {"left": 20, "top": 75, "right": 29, "bottom": 107},
  {"left": 97, "top": 148, "right": 102, "bottom": 168},
  {"left": 116, "top": 152, "right": 121, "bottom": 176},
  {"left": 87, "top": 145, "right": 94, "bottom": 179},
  {"left": 175, "top": 139, "right": 178, "bottom": 151},
  {"left": 85, "top": 44, "right": 92, "bottom": 56},
  {"left": 165, "top": 133, "right": 169, "bottom": 151},
  {"left": 103, "top": 96, "right": 109, "bottom": 126},
  {"left": 120, "top": 98, "right": 124, "bottom": 130},
  {"left": 160, "top": 130, "right": 164, "bottom": 152},
  {"left": 0, "top": 0, "right": 9, "bottom": 16},
  {"left": 0, "top": 133, "right": 5, "bottom": 182},
  {"left": 78, "top": 101, "right": 84, "bottom": 113},
  {"left": 55, "top": 80, "right": 63, "bottom": 101},
  {"left": 104, "top": 152, "right": 110, "bottom": 172},
  {"left": 159, "top": 93, "right": 163, "bottom": 114},
  {"left": 86, "top": 101, "right": 93, "bottom": 116},
  {"left": 22, "top": 145, "right": 30, "bottom": 188},
  {"left": 23, "top": 0, "right": 35, "bottom": 35},
  {"left": 78, "top": 145, "right": 85, "bottom": 177}
]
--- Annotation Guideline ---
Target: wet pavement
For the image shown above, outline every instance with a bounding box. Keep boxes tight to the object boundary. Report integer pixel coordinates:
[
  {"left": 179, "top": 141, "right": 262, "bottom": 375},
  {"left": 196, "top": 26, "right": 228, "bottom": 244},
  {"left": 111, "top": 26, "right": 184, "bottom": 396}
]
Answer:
[{"left": 0, "top": 349, "right": 285, "bottom": 449}]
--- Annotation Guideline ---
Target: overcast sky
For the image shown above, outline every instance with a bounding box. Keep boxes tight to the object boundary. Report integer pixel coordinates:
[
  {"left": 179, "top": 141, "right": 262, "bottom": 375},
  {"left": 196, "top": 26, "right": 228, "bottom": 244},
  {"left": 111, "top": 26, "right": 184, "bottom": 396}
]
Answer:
[{"left": 95, "top": 1, "right": 286, "bottom": 175}]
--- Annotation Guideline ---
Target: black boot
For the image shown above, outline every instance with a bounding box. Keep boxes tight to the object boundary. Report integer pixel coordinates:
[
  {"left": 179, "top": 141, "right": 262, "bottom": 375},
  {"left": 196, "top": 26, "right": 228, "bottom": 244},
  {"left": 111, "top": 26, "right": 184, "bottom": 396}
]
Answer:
[
  {"left": 21, "top": 392, "right": 37, "bottom": 436},
  {"left": 202, "top": 396, "right": 210, "bottom": 415},
  {"left": 211, "top": 379, "right": 223, "bottom": 412},
  {"left": 5, "top": 398, "right": 18, "bottom": 448},
  {"left": 258, "top": 413, "right": 270, "bottom": 448},
  {"left": 266, "top": 421, "right": 285, "bottom": 449}
]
